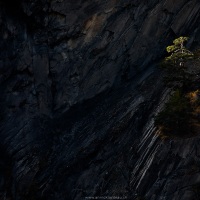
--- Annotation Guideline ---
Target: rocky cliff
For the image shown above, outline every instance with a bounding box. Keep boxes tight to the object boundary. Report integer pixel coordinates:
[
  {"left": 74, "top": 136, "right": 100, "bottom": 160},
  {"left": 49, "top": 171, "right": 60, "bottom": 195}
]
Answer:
[{"left": 0, "top": 0, "right": 200, "bottom": 199}]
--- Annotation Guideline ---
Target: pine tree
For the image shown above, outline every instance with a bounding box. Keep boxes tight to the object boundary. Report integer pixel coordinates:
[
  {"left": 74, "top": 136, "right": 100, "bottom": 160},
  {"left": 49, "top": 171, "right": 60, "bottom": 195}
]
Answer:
[{"left": 162, "top": 36, "right": 194, "bottom": 90}]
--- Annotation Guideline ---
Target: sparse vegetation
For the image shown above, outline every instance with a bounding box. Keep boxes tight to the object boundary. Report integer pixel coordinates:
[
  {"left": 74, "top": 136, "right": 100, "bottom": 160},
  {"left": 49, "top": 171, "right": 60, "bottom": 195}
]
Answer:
[
  {"left": 156, "top": 36, "right": 200, "bottom": 137},
  {"left": 155, "top": 90, "right": 193, "bottom": 136},
  {"left": 160, "top": 36, "right": 194, "bottom": 90}
]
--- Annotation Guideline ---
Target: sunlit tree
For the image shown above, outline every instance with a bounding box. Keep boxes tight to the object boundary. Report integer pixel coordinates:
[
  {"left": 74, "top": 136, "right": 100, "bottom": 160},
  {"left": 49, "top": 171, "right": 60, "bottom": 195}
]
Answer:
[
  {"left": 162, "top": 36, "right": 194, "bottom": 89},
  {"left": 156, "top": 37, "right": 196, "bottom": 137}
]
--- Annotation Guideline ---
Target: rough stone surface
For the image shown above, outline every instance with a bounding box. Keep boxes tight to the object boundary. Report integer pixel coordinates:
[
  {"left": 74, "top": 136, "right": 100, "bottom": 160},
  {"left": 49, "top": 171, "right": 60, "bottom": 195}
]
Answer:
[{"left": 0, "top": 0, "right": 200, "bottom": 199}]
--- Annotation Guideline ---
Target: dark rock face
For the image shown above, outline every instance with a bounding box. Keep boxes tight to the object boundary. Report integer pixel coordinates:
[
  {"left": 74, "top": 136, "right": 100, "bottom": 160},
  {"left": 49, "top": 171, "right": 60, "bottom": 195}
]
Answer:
[{"left": 0, "top": 0, "right": 200, "bottom": 199}]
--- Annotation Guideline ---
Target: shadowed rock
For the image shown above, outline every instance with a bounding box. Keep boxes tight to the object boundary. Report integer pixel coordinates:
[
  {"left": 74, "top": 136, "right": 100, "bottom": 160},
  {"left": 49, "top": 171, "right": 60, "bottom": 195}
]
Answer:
[{"left": 0, "top": 0, "right": 200, "bottom": 199}]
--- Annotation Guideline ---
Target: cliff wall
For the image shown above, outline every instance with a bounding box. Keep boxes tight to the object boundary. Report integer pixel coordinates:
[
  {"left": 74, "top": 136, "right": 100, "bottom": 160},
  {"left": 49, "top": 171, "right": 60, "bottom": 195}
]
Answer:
[{"left": 0, "top": 0, "right": 200, "bottom": 199}]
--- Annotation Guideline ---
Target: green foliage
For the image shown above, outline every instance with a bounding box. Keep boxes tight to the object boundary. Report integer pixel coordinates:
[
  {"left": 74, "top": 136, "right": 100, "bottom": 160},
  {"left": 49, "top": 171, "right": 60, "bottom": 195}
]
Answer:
[
  {"left": 156, "top": 36, "right": 200, "bottom": 137},
  {"left": 165, "top": 37, "right": 193, "bottom": 65},
  {"left": 166, "top": 36, "right": 188, "bottom": 53},
  {"left": 173, "top": 36, "right": 189, "bottom": 46},
  {"left": 166, "top": 45, "right": 178, "bottom": 53},
  {"left": 164, "top": 36, "right": 193, "bottom": 64},
  {"left": 161, "top": 36, "right": 194, "bottom": 89},
  {"left": 164, "top": 51, "right": 194, "bottom": 67},
  {"left": 155, "top": 90, "right": 192, "bottom": 136}
]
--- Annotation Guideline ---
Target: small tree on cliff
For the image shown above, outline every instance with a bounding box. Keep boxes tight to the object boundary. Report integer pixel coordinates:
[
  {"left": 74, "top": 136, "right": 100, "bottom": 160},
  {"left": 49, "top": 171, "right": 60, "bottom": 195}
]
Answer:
[
  {"left": 162, "top": 36, "right": 194, "bottom": 89},
  {"left": 155, "top": 36, "right": 196, "bottom": 137}
]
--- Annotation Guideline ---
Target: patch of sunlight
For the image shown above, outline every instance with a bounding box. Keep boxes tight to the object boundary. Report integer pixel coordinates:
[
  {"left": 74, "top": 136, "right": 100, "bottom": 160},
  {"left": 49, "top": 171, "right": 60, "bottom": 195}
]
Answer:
[{"left": 187, "top": 90, "right": 200, "bottom": 104}]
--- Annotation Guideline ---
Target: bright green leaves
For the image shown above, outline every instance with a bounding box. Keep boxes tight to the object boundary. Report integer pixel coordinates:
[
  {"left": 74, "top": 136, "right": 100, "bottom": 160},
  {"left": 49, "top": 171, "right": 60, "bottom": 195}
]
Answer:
[
  {"left": 166, "top": 45, "right": 178, "bottom": 53},
  {"left": 164, "top": 36, "right": 193, "bottom": 65},
  {"left": 173, "top": 36, "right": 188, "bottom": 46},
  {"left": 166, "top": 36, "right": 189, "bottom": 53},
  {"left": 165, "top": 50, "right": 194, "bottom": 64},
  {"left": 155, "top": 36, "right": 200, "bottom": 137},
  {"left": 161, "top": 36, "right": 194, "bottom": 89}
]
